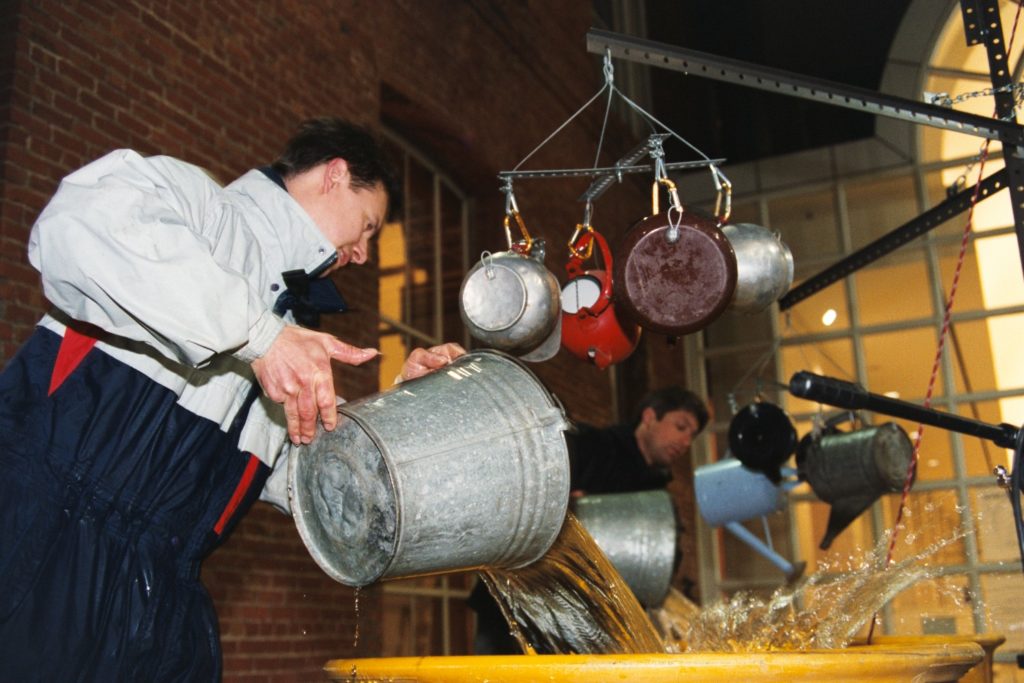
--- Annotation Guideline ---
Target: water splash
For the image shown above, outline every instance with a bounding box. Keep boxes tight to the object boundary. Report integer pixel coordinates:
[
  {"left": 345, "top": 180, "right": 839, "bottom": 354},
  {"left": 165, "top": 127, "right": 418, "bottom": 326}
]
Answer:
[
  {"left": 482, "top": 513, "right": 664, "bottom": 654},
  {"left": 484, "top": 512, "right": 969, "bottom": 655},
  {"left": 652, "top": 524, "right": 968, "bottom": 652}
]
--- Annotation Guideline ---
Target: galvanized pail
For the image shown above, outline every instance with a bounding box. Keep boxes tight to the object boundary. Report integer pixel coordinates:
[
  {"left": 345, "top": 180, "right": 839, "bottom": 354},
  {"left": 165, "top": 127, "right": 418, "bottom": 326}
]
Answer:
[
  {"left": 289, "top": 350, "right": 571, "bottom": 587},
  {"left": 572, "top": 489, "right": 677, "bottom": 607}
]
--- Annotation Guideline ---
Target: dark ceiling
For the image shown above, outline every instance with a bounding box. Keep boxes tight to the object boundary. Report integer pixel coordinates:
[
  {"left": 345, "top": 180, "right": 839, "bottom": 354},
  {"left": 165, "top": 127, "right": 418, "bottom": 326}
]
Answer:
[{"left": 605, "top": 1, "right": 916, "bottom": 165}]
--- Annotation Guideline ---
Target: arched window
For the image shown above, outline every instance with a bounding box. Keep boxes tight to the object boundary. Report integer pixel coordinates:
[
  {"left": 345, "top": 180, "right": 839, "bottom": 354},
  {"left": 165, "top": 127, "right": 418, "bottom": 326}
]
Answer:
[{"left": 688, "top": 1, "right": 1024, "bottom": 668}]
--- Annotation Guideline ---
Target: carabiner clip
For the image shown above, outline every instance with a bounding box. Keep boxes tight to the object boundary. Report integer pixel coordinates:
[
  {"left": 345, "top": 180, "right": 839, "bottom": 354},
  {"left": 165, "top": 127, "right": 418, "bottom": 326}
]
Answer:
[
  {"left": 568, "top": 223, "right": 595, "bottom": 260},
  {"left": 504, "top": 210, "right": 533, "bottom": 254}
]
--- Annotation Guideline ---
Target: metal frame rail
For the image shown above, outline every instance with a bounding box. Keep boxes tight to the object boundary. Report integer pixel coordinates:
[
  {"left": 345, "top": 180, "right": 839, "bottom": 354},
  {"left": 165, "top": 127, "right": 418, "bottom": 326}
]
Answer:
[{"left": 586, "top": 2, "right": 1024, "bottom": 307}]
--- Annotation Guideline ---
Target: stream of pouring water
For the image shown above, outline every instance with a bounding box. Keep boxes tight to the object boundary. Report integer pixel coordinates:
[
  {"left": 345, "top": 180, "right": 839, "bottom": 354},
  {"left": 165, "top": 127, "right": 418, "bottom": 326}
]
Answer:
[{"left": 484, "top": 512, "right": 963, "bottom": 655}]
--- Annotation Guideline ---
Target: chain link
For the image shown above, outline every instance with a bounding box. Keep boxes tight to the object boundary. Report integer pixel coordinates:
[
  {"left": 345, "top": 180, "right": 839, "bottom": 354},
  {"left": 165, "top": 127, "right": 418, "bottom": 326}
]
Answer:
[{"left": 933, "top": 82, "right": 1024, "bottom": 197}]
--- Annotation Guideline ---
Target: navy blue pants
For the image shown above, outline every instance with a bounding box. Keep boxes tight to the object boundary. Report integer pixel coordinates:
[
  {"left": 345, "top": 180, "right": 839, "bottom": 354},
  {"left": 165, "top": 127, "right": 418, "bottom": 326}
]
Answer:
[{"left": 0, "top": 326, "right": 269, "bottom": 682}]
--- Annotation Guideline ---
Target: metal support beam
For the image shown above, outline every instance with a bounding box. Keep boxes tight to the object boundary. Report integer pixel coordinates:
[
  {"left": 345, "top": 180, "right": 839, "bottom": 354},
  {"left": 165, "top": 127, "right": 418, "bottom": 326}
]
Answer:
[
  {"left": 586, "top": 28, "right": 1024, "bottom": 145},
  {"left": 779, "top": 169, "right": 1007, "bottom": 310},
  {"left": 957, "top": 0, "right": 1024, "bottom": 281}
]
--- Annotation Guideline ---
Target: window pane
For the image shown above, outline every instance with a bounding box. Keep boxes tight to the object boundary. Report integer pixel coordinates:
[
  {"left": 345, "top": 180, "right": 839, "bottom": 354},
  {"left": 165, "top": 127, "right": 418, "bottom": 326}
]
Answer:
[
  {"left": 888, "top": 574, "right": 973, "bottom": 636},
  {"left": 908, "top": 418, "right": 956, "bottom": 482},
  {"left": 972, "top": 487, "right": 1022, "bottom": 564},
  {"left": 769, "top": 190, "right": 841, "bottom": 266},
  {"left": 957, "top": 400, "right": 1012, "bottom": 478},
  {"left": 949, "top": 320, "right": 999, "bottom": 395},
  {"left": 845, "top": 174, "right": 918, "bottom": 251},
  {"left": 781, "top": 284, "right": 849, "bottom": 338},
  {"left": 975, "top": 235, "right": 1024, "bottom": 308},
  {"left": 792, "top": 497, "right": 874, "bottom": 574},
  {"left": 862, "top": 326, "right": 945, "bottom": 399},
  {"left": 881, "top": 490, "right": 967, "bottom": 567},
  {"left": 981, "top": 573, "right": 1024, "bottom": 652},
  {"left": 853, "top": 248, "right": 933, "bottom": 326},
  {"left": 405, "top": 158, "right": 437, "bottom": 334},
  {"left": 781, "top": 337, "right": 855, "bottom": 417}
]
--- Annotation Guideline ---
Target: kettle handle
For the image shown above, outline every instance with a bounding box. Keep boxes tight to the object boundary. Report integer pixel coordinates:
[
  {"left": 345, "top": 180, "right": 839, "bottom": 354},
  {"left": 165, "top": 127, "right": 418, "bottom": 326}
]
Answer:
[{"left": 566, "top": 228, "right": 614, "bottom": 316}]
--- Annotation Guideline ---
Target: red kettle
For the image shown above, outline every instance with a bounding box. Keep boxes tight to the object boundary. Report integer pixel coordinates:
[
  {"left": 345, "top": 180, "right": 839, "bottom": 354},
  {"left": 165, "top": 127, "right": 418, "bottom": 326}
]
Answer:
[{"left": 560, "top": 226, "right": 641, "bottom": 369}]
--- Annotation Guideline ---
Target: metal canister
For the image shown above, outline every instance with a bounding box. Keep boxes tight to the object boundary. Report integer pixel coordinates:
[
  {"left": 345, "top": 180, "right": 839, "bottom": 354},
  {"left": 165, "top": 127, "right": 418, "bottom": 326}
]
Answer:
[
  {"left": 572, "top": 489, "right": 677, "bottom": 607},
  {"left": 289, "top": 350, "right": 571, "bottom": 586}
]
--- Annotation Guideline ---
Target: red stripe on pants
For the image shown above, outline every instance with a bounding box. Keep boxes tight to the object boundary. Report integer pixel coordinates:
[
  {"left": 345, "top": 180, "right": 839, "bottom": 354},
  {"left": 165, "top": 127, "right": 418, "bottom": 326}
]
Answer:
[
  {"left": 213, "top": 453, "right": 261, "bottom": 535},
  {"left": 48, "top": 327, "right": 98, "bottom": 396}
]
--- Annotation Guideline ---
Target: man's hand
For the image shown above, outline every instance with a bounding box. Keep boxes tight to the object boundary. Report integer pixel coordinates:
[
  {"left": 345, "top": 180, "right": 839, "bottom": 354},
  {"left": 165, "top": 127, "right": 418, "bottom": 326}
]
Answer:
[
  {"left": 251, "top": 324, "right": 378, "bottom": 444},
  {"left": 398, "top": 342, "right": 467, "bottom": 382}
]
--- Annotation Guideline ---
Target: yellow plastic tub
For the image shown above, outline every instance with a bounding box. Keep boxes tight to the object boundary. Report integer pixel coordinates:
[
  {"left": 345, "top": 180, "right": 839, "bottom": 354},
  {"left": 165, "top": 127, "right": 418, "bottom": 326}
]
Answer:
[
  {"left": 851, "top": 635, "right": 1005, "bottom": 683},
  {"left": 327, "top": 642, "right": 985, "bottom": 682}
]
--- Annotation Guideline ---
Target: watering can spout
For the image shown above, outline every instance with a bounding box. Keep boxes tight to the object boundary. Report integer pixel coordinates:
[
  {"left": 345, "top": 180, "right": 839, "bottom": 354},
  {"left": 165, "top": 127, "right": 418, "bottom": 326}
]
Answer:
[
  {"left": 798, "top": 422, "right": 915, "bottom": 549},
  {"left": 819, "top": 496, "right": 876, "bottom": 550}
]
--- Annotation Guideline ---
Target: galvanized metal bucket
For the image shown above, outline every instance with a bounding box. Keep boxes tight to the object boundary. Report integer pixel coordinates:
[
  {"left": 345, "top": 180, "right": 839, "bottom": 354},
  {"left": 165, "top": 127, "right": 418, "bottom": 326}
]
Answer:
[
  {"left": 572, "top": 489, "right": 677, "bottom": 607},
  {"left": 289, "top": 350, "right": 571, "bottom": 587}
]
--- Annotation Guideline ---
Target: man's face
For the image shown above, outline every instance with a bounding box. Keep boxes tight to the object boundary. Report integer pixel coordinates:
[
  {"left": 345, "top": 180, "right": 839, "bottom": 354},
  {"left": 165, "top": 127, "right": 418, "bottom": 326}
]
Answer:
[
  {"left": 308, "top": 159, "right": 388, "bottom": 275},
  {"left": 637, "top": 407, "right": 700, "bottom": 469}
]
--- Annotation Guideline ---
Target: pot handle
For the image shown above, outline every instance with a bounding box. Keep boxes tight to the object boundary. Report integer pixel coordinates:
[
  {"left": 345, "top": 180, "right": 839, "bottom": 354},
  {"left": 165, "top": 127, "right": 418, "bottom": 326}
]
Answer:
[{"left": 566, "top": 228, "right": 614, "bottom": 316}]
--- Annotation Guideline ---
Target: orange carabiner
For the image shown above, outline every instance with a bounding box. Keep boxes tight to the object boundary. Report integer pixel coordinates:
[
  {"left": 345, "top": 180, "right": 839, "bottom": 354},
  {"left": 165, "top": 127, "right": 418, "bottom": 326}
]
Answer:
[
  {"left": 504, "top": 210, "right": 533, "bottom": 254},
  {"left": 568, "top": 223, "right": 595, "bottom": 260}
]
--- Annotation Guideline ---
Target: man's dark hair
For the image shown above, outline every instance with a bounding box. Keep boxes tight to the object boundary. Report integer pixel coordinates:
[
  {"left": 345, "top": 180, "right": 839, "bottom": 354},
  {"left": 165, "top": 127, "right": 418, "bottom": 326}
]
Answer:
[
  {"left": 630, "top": 386, "right": 709, "bottom": 432},
  {"left": 272, "top": 117, "right": 402, "bottom": 220}
]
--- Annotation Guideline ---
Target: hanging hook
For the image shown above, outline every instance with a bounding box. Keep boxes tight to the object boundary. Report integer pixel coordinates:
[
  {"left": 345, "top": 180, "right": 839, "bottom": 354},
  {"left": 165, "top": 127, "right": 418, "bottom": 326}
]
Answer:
[
  {"left": 501, "top": 177, "right": 519, "bottom": 217},
  {"left": 710, "top": 164, "right": 733, "bottom": 225},
  {"left": 602, "top": 49, "right": 614, "bottom": 87},
  {"left": 647, "top": 134, "right": 668, "bottom": 182}
]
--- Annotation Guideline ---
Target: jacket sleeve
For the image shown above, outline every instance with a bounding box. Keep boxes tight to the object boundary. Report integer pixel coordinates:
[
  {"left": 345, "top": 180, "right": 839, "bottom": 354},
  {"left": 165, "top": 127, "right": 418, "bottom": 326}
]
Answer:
[{"left": 27, "top": 150, "right": 283, "bottom": 367}]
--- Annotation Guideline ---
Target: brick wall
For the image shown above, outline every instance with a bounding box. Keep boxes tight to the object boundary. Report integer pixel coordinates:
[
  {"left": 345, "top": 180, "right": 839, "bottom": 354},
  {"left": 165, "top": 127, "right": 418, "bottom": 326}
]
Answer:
[{"left": 1, "top": 1, "right": 702, "bottom": 679}]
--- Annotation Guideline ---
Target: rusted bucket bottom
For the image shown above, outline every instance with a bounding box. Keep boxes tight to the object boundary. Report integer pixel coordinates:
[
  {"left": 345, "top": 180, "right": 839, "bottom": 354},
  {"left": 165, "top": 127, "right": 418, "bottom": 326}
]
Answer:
[{"left": 326, "top": 642, "right": 986, "bottom": 683}]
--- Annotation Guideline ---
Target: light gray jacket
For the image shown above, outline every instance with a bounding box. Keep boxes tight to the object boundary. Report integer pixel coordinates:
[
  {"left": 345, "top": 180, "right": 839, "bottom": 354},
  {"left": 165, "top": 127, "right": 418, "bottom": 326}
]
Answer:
[{"left": 28, "top": 149, "right": 339, "bottom": 510}]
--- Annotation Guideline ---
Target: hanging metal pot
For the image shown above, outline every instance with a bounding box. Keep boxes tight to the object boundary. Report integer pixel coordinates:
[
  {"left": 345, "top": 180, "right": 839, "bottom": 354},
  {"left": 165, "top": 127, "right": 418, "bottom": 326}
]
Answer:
[
  {"left": 613, "top": 178, "right": 737, "bottom": 336},
  {"left": 561, "top": 226, "right": 640, "bottom": 369},
  {"left": 720, "top": 223, "right": 794, "bottom": 314},
  {"left": 459, "top": 211, "right": 561, "bottom": 360},
  {"left": 727, "top": 401, "right": 797, "bottom": 484}
]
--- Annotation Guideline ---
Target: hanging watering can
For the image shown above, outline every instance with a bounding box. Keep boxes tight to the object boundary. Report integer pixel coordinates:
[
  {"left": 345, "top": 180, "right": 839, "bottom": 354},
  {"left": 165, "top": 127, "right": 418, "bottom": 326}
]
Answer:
[
  {"left": 720, "top": 222, "right": 794, "bottom": 314},
  {"left": 560, "top": 226, "right": 640, "bottom": 369},
  {"left": 459, "top": 211, "right": 561, "bottom": 361},
  {"left": 727, "top": 401, "right": 798, "bottom": 484},
  {"left": 613, "top": 178, "right": 737, "bottom": 336},
  {"left": 289, "top": 350, "right": 572, "bottom": 586},
  {"left": 694, "top": 457, "right": 803, "bottom": 579},
  {"left": 797, "top": 421, "right": 915, "bottom": 550}
]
